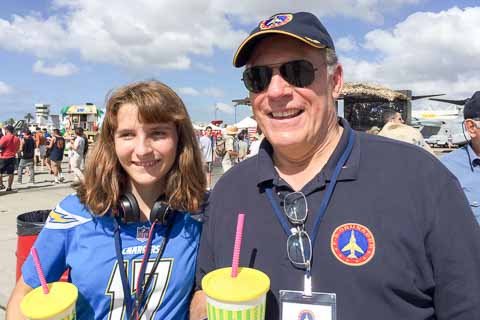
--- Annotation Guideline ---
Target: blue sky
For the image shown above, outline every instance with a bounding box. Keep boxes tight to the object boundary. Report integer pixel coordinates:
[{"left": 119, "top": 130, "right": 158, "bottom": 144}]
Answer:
[{"left": 1, "top": 0, "right": 479, "bottom": 124}]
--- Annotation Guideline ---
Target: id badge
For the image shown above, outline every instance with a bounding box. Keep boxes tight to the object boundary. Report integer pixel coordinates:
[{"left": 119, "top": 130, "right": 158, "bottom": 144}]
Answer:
[{"left": 280, "top": 290, "right": 336, "bottom": 320}]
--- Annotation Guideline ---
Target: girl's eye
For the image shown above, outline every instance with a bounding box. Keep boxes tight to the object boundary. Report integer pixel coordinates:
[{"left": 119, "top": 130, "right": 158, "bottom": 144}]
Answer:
[
  {"left": 152, "top": 131, "right": 168, "bottom": 137},
  {"left": 117, "top": 132, "right": 134, "bottom": 138}
]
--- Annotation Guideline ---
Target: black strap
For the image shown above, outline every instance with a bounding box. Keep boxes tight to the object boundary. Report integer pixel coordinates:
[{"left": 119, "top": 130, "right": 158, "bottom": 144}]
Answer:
[
  {"left": 113, "top": 218, "right": 133, "bottom": 316},
  {"left": 129, "top": 222, "right": 174, "bottom": 319},
  {"left": 113, "top": 217, "right": 174, "bottom": 319}
]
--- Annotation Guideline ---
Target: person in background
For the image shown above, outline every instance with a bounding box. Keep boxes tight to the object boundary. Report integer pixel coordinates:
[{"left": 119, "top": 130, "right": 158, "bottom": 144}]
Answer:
[
  {"left": 378, "top": 122, "right": 434, "bottom": 154},
  {"left": 70, "top": 127, "right": 85, "bottom": 182},
  {"left": 17, "top": 129, "right": 35, "bottom": 184},
  {"left": 382, "top": 109, "right": 404, "bottom": 125},
  {"left": 7, "top": 80, "right": 206, "bottom": 320},
  {"left": 42, "top": 127, "right": 51, "bottom": 140},
  {"left": 237, "top": 129, "right": 249, "bottom": 162},
  {"left": 191, "top": 11, "right": 480, "bottom": 320},
  {"left": 247, "top": 127, "right": 263, "bottom": 158},
  {"left": 0, "top": 125, "right": 21, "bottom": 191},
  {"left": 365, "top": 126, "right": 380, "bottom": 135},
  {"left": 47, "top": 128, "right": 65, "bottom": 184},
  {"left": 441, "top": 91, "right": 480, "bottom": 225},
  {"left": 199, "top": 126, "right": 213, "bottom": 190},
  {"left": 34, "top": 127, "right": 47, "bottom": 170},
  {"left": 221, "top": 125, "right": 239, "bottom": 173}
]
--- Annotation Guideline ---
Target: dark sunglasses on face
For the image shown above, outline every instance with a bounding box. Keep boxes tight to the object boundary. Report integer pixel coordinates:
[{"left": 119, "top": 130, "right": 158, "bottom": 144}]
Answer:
[{"left": 242, "top": 59, "right": 318, "bottom": 93}]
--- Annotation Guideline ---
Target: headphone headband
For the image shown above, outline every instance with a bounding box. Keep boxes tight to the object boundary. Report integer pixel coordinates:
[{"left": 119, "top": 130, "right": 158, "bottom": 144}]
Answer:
[{"left": 117, "top": 193, "right": 175, "bottom": 225}]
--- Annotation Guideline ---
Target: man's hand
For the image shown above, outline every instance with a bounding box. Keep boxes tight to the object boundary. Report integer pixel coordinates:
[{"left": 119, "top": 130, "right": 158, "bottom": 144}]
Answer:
[{"left": 189, "top": 290, "right": 207, "bottom": 320}]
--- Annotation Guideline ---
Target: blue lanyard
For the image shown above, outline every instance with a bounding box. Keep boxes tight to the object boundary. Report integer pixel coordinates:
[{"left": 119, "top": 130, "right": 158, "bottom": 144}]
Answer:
[
  {"left": 265, "top": 128, "right": 355, "bottom": 246},
  {"left": 113, "top": 218, "right": 172, "bottom": 319}
]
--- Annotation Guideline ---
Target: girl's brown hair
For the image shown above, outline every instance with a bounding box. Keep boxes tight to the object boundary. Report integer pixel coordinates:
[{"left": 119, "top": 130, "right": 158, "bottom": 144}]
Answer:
[{"left": 76, "top": 80, "right": 206, "bottom": 215}]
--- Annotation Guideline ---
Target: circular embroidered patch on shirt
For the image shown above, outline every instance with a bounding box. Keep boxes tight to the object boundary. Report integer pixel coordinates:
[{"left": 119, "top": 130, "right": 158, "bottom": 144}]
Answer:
[
  {"left": 259, "top": 14, "right": 293, "bottom": 30},
  {"left": 331, "top": 223, "right": 375, "bottom": 266}
]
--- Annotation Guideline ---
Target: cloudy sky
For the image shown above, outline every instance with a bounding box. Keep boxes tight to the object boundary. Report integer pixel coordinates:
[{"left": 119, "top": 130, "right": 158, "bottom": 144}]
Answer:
[{"left": 0, "top": 0, "right": 479, "bottom": 123}]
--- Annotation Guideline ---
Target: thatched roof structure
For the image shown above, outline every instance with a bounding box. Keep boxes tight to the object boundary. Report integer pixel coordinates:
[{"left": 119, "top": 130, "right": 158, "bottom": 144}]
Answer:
[{"left": 342, "top": 82, "right": 408, "bottom": 101}]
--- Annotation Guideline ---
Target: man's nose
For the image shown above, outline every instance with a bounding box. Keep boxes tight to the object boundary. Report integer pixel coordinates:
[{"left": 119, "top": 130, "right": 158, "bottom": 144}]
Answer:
[{"left": 266, "top": 70, "right": 292, "bottom": 99}]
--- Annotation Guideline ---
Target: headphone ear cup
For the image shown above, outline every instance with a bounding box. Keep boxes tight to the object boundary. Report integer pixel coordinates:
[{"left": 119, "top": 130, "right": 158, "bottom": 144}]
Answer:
[
  {"left": 118, "top": 193, "right": 140, "bottom": 223},
  {"left": 150, "top": 201, "right": 175, "bottom": 225}
]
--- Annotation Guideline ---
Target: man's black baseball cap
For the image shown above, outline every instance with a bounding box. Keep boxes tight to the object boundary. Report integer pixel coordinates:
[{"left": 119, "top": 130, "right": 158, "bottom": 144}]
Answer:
[
  {"left": 233, "top": 12, "right": 335, "bottom": 68},
  {"left": 464, "top": 91, "right": 480, "bottom": 119}
]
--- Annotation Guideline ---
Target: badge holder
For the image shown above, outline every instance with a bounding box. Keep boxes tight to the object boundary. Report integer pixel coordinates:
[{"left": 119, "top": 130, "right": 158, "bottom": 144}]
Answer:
[
  {"left": 280, "top": 290, "right": 336, "bottom": 320},
  {"left": 279, "top": 272, "right": 336, "bottom": 320}
]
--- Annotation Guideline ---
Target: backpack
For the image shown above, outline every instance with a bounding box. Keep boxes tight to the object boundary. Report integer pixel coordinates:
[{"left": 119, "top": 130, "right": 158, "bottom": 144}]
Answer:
[{"left": 215, "top": 136, "right": 226, "bottom": 158}]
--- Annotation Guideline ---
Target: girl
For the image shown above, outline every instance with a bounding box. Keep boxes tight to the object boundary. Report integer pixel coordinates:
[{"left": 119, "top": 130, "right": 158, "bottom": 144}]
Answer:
[{"left": 7, "top": 80, "right": 206, "bottom": 319}]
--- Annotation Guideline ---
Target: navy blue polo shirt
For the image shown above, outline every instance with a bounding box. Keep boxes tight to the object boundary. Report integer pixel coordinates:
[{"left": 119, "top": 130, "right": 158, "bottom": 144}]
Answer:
[{"left": 196, "top": 119, "right": 480, "bottom": 320}]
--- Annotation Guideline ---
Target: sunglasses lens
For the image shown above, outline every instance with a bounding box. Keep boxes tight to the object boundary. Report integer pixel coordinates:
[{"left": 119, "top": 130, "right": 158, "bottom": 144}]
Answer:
[
  {"left": 280, "top": 60, "right": 315, "bottom": 88},
  {"left": 243, "top": 66, "right": 272, "bottom": 93},
  {"left": 287, "top": 231, "right": 312, "bottom": 266},
  {"left": 284, "top": 192, "right": 307, "bottom": 223}
]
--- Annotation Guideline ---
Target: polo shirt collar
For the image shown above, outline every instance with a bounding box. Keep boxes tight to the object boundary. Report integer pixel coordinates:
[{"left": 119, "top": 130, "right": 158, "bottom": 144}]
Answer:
[
  {"left": 255, "top": 118, "right": 360, "bottom": 188},
  {"left": 466, "top": 144, "right": 480, "bottom": 167}
]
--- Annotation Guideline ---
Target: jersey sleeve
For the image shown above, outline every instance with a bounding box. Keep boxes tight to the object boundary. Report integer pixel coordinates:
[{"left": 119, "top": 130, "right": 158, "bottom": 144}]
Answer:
[{"left": 22, "top": 195, "right": 92, "bottom": 288}]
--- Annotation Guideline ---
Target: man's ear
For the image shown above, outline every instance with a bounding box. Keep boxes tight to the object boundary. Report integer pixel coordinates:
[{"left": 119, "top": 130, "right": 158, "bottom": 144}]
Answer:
[
  {"left": 465, "top": 119, "right": 478, "bottom": 138},
  {"left": 331, "top": 64, "right": 344, "bottom": 100}
]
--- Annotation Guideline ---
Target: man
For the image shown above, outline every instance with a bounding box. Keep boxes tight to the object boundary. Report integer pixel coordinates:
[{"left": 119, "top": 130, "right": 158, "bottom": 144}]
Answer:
[
  {"left": 378, "top": 121, "right": 434, "bottom": 154},
  {"left": 441, "top": 91, "right": 480, "bottom": 224},
  {"left": 382, "top": 109, "right": 404, "bottom": 125},
  {"left": 17, "top": 129, "right": 35, "bottom": 184},
  {"left": 199, "top": 126, "right": 214, "bottom": 189},
  {"left": 70, "top": 127, "right": 85, "bottom": 182},
  {"left": 191, "top": 12, "right": 480, "bottom": 320},
  {"left": 221, "top": 125, "right": 239, "bottom": 173},
  {"left": 237, "top": 129, "right": 249, "bottom": 162},
  {"left": 0, "top": 125, "right": 20, "bottom": 191},
  {"left": 34, "top": 127, "right": 47, "bottom": 170},
  {"left": 47, "top": 129, "right": 65, "bottom": 184}
]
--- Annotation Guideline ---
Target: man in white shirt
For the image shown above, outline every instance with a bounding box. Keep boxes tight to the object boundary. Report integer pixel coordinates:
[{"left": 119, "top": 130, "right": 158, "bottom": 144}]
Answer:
[{"left": 199, "top": 126, "right": 213, "bottom": 189}]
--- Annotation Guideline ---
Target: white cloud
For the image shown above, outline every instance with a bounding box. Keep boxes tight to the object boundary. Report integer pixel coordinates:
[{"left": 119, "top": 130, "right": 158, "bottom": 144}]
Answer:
[
  {"left": 336, "top": 36, "right": 358, "bottom": 52},
  {"left": 178, "top": 86, "right": 224, "bottom": 98},
  {"left": 203, "top": 87, "right": 224, "bottom": 99},
  {"left": 33, "top": 60, "right": 78, "bottom": 76},
  {"left": 178, "top": 87, "right": 200, "bottom": 96},
  {"left": 196, "top": 63, "right": 216, "bottom": 73},
  {"left": 215, "top": 102, "right": 234, "bottom": 114},
  {"left": 342, "top": 7, "right": 480, "bottom": 101},
  {"left": 0, "top": 0, "right": 421, "bottom": 71},
  {"left": 0, "top": 81, "right": 12, "bottom": 95}
]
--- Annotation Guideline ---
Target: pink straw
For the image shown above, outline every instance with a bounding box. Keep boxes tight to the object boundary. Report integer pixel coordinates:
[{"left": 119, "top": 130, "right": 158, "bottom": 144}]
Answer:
[
  {"left": 231, "top": 213, "right": 245, "bottom": 278},
  {"left": 31, "top": 247, "right": 49, "bottom": 294}
]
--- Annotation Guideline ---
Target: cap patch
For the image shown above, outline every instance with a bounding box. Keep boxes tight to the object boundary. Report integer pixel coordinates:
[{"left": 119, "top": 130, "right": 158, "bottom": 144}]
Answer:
[
  {"left": 331, "top": 223, "right": 375, "bottom": 266},
  {"left": 259, "top": 14, "right": 293, "bottom": 30}
]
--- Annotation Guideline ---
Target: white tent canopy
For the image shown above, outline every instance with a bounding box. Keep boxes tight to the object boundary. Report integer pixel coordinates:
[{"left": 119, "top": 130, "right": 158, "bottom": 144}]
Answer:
[{"left": 235, "top": 116, "right": 257, "bottom": 129}]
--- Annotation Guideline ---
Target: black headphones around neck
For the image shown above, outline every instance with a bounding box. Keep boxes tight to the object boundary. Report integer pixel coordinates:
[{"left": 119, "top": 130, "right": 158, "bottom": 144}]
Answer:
[{"left": 117, "top": 192, "right": 175, "bottom": 225}]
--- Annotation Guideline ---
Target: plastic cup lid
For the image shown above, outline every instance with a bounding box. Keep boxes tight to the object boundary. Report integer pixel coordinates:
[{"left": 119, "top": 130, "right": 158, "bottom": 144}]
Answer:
[
  {"left": 20, "top": 282, "right": 78, "bottom": 319},
  {"left": 202, "top": 267, "right": 270, "bottom": 303}
]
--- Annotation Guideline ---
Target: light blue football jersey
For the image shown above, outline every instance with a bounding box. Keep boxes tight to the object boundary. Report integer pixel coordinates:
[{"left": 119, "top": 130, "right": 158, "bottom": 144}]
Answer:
[{"left": 22, "top": 194, "right": 202, "bottom": 319}]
